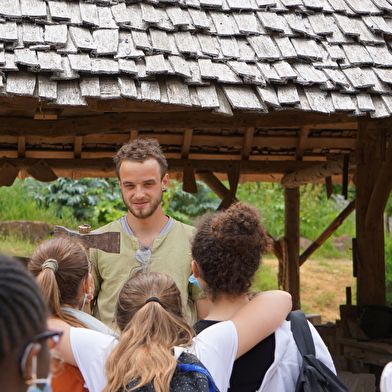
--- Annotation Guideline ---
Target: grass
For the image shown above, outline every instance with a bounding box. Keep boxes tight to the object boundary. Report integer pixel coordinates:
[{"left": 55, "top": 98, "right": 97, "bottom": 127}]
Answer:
[{"left": 0, "top": 233, "right": 43, "bottom": 258}]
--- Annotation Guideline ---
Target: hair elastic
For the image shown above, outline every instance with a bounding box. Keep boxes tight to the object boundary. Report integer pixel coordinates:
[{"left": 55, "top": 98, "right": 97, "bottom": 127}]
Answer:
[
  {"left": 41, "top": 258, "right": 58, "bottom": 272},
  {"left": 145, "top": 296, "right": 161, "bottom": 305}
]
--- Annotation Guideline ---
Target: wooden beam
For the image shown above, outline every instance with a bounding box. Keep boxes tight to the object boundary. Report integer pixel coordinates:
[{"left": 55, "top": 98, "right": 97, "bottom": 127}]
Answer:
[
  {"left": 18, "top": 136, "right": 25, "bottom": 158},
  {"left": 218, "top": 161, "right": 241, "bottom": 210},
  {"left": 196, "top": 171, "right": 229, "bottom": 200},
  {"left": 182, "top": 160, "right": 198, "bottom": 194},
  {"left": 0, "top": 157, "right": 345, "bottom": 176},
  {"left": 284, "top": 187, "right": 300, "bottom": 310},
  {"left": 74, "top": 136, "right": 83, "bottom": 159},
  {"left": 365, "top": 138, "right": 392, "bottom": 232},
  {"left": 181, "top": 129, "right": 193, "bottom": 159},
  {"left": 0, "top": 111, "right": 357, "bottom": 137},
  {"left": 241, "top": 127, "right": 254, "bottom": 160},
  {"left": 281, "top": 156, "right": 356, "bottom": 188},
  {"left": 0, "top": 161, "right": 19, "bottom": 187},
  {"left": 355, "top": 118, "right": 386, "bottom": 307},
  {"left": 0, "top": 133, "right": 357, "bottom": 153},
  {"left": 299, "top": 200, "right": 356, "bottom": 265},
  {"left": 295, "top": 125, "right": 310, "bottom": 160}
]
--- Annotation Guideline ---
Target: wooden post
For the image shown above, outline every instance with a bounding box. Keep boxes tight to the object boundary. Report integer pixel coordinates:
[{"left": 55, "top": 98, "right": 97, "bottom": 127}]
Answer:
[
  {"left": 355, "top": 118, "right": 386, "bottom": 308},
  {"left": 284, "top": 187, "right": 301, "bottom": 310}
]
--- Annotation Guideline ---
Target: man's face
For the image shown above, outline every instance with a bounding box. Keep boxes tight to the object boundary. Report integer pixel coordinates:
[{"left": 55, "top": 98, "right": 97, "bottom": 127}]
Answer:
[{"left": 119, "top": 159, "right": 168, "bottom": 219}]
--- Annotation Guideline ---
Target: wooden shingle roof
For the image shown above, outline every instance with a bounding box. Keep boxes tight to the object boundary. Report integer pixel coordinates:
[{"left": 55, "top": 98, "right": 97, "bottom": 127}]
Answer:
[
  {"left": 2, "top": 0, "right": 392, "bottom": 185},
  {"left": 1, "top": 0, "right": 392, "bottom": 118}
]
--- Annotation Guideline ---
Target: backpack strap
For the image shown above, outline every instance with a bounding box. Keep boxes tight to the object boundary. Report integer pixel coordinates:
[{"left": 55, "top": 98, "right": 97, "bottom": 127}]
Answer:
[
  {"left": 286, "top": 310, "right": 316, "bottom": 357},
  {"left": 177, "top": 363, "right": 219, "bottom": 392}
]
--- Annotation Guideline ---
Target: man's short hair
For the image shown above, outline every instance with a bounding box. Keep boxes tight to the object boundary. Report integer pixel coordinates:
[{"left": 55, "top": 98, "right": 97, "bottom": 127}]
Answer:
[{"left": 113, "top": 138, "right": 168, "bottom": 179}]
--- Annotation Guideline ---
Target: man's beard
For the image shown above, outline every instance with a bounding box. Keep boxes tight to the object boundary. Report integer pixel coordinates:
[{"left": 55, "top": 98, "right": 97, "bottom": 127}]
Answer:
[{"left": 123, "top": 192, "right": 162, "bottom": 219}]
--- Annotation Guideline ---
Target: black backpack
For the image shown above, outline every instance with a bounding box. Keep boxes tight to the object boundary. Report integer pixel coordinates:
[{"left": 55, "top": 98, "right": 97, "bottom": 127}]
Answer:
[
  {"left": 124, "top": 351, "right": 220, "bottom": 392},
  {"left": 287, "top": 310, "right": 351, "bottom": 392}
]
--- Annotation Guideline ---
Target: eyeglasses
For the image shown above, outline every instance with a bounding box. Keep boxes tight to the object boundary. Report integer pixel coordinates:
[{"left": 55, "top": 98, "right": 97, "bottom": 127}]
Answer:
[
  {"left": 132, "top": 246, "right": 152, "bottom": 274},
  {"left": 20, "top": 330, "right": 63, "bottom": 378}
]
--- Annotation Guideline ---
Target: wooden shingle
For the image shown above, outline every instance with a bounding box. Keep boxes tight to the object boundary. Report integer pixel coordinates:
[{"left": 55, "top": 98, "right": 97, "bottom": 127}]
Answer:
[
  {"left": 111, "top": 3, "right": 129, "bottom": 25},
  {"left": 97, "top": 6, "right": 117, "bottom": 29},
  {"left": 99, "top": 77, "right": 121, "bottom": 100},
  {"left": 48, "top": 1, "right": 71, "bottom": 21},
  {"left": 303, "top": 86, "right": 334, "bottom": 113},
  {"left": 68, "top": 53, "right": 92, "bottom": 72},
  {"left": 356, "top": 93, "right": 375, "bottom": 112},
  {"left": 20, "top": 0, "right": 46, "bottom": 19},
  {"left": 174, "top": 31, "right": 198, "bottom": 56},
  {"left": 341, "top": 44, "right": 373, "bottom": 66},
  {"left": 37, "top": 51, "right": 63, "bottom": 72},
  {"left": 22, "top": 24, "right": 44, "bottom": 45},
  {"left": 116, "top": 31, "right": 144, "bottom": 59},
  {"left": 166, "top": 6, "right": 192, "bottom": 27},
  {"left": 197, "top": 34, "right": 220, "bottom": 57},
  {"left": 219, "top": 37, "right": 240, "bottom": 59},
  {"left": 277, "top": 83, "right": 300, "bottom": 105},
  {"left": 168, "top": 55, "right": 192, "bottom": 78},
  {"left": 233, "top": 12, "right": 260, "bottom": 35},
  {"left": 14, "top": 48, "right": 39, "bottom": 68},
  {"left": 345, "top": 0, "right": 382, "bottom": 15},
  {"left": 79, "top": 3, "right": 99, "bottom": 27},
  {"left": 0, "top": 22, "right": 18, "bottom": 42},
  {"left": 118, "top": 76, "right": 137, "bottom": 98},
  {"left": 370, "top": 95, "right": 389, "bottom": 118},
  {"left": 149, "top": 29, "right": 171, "bottom": 54},
  {"left": 80, "top": 75, "right": 102, "bottom": 97},
  {"left": 196, "top": 84, "right": 220, "bottom": 107},
  {"left": 145, "top": 54, "right": 169, "bottom": 74},
  {"left": 247, "top": 35, "right": 281, "bottom": 61},
  {"left": 166, "top": 77, "right": 192, "bottom": 106},
  {"left": 38, "top": 74, "right": 57, "bottom": 100},
  {"left": 291, "top": 38, "right": 323, "bottom": 61},
  {"left": 0, "top": 0, "right": 22, "bottom": 18},
  {"left": 91, "top": 58, "right": 119, "bottom": 74},
  {"left": 6, "top": 72, "right": 36, "bottom": 96},
  {"left": 187, "top": 8, "right": 211, "bottom": 30},
  {"left": 44, "top": 24, "right": 68, "bottom": 47},
  {"left": 222, "top": 85, "right": 268, "bottom": 111},
  {"left": 209, "top": 11, "right": 240, "bottom": 36},
  {"left": 93, "top": 29, "right": 119, "bottom": 56},
  {"left": 256, "top": 85, "right": 281, "bottom": 107}
]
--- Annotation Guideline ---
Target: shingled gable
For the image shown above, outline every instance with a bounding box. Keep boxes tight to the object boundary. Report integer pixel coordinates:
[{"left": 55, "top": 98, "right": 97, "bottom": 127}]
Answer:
[
  {"left": 2, "top": 0, "right": 392, "bottom": 184},
  {"left": 0, "top": 0, "right": 392, "bottom": 117}
]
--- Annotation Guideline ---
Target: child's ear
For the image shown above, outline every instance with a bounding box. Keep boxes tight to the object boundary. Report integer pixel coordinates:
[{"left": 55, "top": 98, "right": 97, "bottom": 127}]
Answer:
[{"left": 191, "top": 260, "right": 200, "bottom": 278}]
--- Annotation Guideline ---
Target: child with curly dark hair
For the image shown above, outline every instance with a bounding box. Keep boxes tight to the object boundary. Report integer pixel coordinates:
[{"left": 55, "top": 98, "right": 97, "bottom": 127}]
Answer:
[{"left": 192, "top": 201, "right": 336, "bottom": 392}]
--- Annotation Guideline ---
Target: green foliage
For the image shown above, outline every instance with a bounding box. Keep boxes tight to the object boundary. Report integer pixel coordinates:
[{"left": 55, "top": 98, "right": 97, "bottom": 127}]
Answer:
[
  {"left": 236, "top": 182, "right": 356, "bottom": 258},
  {"left": 162, "top": 180, "right": 220, "bottom": 225},
  {"left": 385, "top": 234, "right": 392, "bottom": 306},
  {"left": 23, "top": 177, "right": 125, "bottom": 226},
  {"left": 251, "top": 262, "right": 279, "bottom": 292},
  {"left": 0, "top": 179, "right": 59, "bottom": 222}
]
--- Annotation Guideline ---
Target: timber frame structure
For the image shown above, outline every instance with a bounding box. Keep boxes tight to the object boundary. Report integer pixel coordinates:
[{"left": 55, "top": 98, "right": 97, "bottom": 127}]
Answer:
[{"left": 1, "top": 0, "right": 392, "bottom": 320}]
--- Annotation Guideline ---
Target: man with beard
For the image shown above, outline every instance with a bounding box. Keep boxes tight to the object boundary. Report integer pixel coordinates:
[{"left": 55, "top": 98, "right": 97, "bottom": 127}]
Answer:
[{"left": 90, "top": 138, "right": 206, "bottom": 328}]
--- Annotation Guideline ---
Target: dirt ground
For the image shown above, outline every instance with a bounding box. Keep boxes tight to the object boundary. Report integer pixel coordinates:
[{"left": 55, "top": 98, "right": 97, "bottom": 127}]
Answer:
[{"left": 264, "top": 258, "right": 356, "bottom": 324}]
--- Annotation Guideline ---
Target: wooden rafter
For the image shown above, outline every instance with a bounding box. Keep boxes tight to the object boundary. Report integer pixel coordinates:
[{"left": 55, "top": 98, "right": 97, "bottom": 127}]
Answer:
[
  {"left": 295, "top": 125, "right": 310, "bottom": 161},
  {"left": 241, "top": 127, "right": 254, "bottom": 160},
  {"left": 280, "top": 156, "right": 356, "bottom": 188}
]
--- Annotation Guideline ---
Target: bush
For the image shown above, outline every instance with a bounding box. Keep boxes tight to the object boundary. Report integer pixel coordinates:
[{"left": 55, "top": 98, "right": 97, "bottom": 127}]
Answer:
[{"left": 385, "top": 234, "right": 392, "bottom": 306}]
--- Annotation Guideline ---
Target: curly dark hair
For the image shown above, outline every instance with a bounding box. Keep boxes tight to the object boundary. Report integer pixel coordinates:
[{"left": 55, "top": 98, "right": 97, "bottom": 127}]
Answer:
[
  {"left": 113, "top": 138, "right": 168, "bottom": 179},
  {"left": 191, "top": 201, "right": 272, "bottom": 301}
]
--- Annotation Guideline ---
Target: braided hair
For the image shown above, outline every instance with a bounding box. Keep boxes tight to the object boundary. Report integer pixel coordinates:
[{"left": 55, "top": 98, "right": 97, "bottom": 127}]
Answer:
[{"left": 0, "top": 253, "right": 47, "bottom": 363}]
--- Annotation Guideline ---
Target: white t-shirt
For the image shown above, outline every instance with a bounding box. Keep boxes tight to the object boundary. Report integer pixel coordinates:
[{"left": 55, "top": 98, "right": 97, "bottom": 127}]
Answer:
[{"left": 70, "top": 320, "right": 238, "bottom": 392}]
